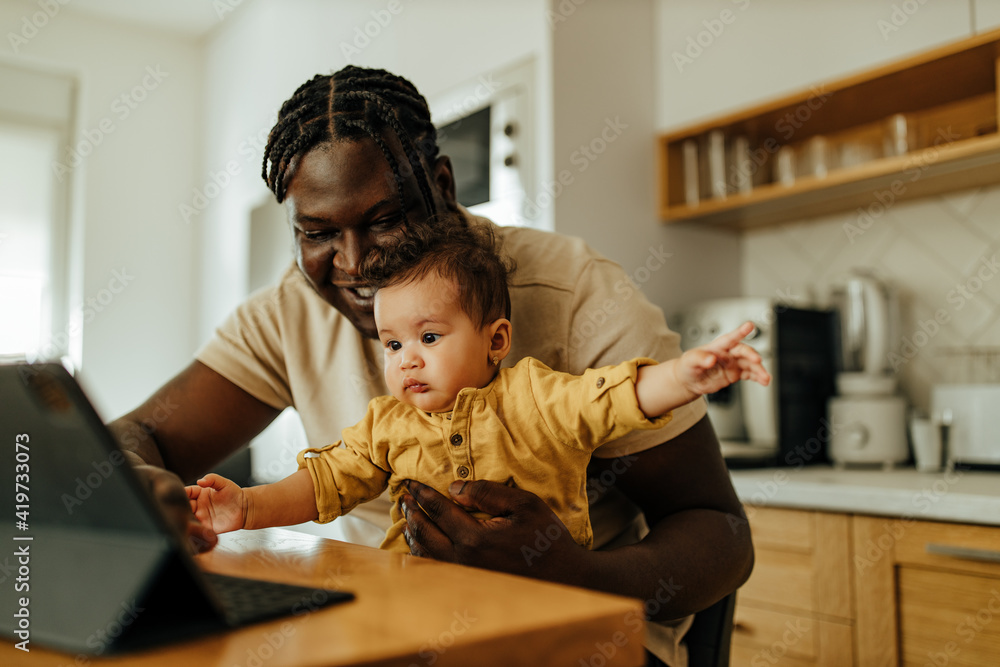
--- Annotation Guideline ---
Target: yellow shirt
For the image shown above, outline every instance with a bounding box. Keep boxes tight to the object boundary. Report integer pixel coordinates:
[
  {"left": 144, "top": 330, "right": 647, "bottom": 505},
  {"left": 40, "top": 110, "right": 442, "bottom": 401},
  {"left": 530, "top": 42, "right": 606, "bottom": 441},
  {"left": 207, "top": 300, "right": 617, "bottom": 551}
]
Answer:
[{"left": 297, "top": 356, "right": 671, "bottom": 552}]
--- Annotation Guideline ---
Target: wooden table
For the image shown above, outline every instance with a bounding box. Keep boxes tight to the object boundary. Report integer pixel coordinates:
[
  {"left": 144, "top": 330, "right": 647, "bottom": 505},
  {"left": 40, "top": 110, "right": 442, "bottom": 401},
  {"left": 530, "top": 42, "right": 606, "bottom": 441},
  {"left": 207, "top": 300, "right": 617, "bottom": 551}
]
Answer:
[{"left": 3, "top": 528, "right": 645, "bottom": 666}]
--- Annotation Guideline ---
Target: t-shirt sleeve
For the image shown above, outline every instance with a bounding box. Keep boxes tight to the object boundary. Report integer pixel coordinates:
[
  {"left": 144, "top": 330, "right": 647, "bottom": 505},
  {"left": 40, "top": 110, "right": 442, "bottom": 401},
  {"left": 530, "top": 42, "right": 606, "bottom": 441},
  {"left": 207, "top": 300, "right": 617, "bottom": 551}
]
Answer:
[
  {"left": 567, "top": 257, "right": 706, "bottom": 458},
  {"left": 526, "top": 358, "right": 672, "bottom": 451},
  {"left": 195, "top": 286, "right": 293, "bottom": 410}
]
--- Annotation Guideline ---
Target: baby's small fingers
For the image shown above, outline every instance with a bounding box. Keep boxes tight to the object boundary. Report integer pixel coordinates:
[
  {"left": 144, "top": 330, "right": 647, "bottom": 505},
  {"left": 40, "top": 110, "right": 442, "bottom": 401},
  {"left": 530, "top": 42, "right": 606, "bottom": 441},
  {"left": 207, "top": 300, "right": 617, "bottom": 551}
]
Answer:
[
  {"left": 198, "top": 473, "right": 229, "bottom": 491},
  {"left": 712, "top": 322, "right": 755, "bottom": 347},
  {"left": 729, "top": 343, "right": 762, "bottom": 362}
]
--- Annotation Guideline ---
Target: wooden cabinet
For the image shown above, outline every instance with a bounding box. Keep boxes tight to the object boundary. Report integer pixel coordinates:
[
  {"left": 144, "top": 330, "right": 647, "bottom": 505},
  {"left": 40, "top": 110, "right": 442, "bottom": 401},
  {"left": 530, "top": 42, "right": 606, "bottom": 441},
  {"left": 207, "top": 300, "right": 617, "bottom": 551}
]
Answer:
[
  {"left": 853, "top": 516, "right": 1000, "bottom": 667},
  {"left": 735, "top": 508, "right": 1000, "bottom": 666},
  {"left": 732, "top": 508, "right": 855, "bottom": 666},
  {"left": 658, "top": 29, "right": 1000, "bottom": 229}
]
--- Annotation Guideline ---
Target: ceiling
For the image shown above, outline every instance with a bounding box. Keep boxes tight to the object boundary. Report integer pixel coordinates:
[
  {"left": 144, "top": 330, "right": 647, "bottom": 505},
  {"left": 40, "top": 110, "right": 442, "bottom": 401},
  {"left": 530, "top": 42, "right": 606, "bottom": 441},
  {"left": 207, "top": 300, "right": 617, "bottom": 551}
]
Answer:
[{"left": 68, "top": 0, "right": 225, "bottom": 38}]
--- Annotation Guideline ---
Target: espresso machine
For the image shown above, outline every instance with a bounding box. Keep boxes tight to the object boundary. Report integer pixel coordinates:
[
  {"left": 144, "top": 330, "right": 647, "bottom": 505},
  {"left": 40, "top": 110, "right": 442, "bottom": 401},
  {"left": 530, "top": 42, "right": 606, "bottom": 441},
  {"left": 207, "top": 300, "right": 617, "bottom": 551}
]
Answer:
[{"left": 673, "top": 298, "right": 838, "bottom": 467}]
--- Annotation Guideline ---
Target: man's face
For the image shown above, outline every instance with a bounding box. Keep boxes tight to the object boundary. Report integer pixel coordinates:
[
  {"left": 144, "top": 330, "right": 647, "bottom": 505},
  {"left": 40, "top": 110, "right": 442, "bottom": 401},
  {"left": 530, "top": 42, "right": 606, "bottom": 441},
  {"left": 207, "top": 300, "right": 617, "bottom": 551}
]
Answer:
[
  {"left": 375, "top": 272, "right": 498, "bottom": 413},
  {"left": 283, "top": 139, "right": 457, "bottom": 339}
]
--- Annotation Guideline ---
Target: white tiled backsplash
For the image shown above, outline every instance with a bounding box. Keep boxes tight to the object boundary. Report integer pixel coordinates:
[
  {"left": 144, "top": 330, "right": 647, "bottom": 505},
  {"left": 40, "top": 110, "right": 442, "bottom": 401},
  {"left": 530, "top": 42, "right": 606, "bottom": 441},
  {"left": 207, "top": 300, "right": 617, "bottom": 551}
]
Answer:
[{"left": 742, "top": 184, "right": 1000, "bottom": 414}]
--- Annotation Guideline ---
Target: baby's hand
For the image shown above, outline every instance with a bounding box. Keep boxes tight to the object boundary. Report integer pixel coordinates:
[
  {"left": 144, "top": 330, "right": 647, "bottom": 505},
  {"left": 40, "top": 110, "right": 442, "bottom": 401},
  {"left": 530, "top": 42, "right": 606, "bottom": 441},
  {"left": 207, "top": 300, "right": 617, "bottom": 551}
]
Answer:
[
  {"left": 184, "top": 473, "right": 248, "bottom": 536},
  {"left": 676, "top": 321, "right": 771, "bottom": 396}
]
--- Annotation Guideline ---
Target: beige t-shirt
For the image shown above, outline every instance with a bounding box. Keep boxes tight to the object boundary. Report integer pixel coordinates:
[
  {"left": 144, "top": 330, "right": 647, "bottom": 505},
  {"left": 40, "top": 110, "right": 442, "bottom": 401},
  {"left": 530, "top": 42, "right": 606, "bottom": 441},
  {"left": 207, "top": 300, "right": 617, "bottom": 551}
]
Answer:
[{"left": 196, "top": 213, "right": 705, "bottom": 665}]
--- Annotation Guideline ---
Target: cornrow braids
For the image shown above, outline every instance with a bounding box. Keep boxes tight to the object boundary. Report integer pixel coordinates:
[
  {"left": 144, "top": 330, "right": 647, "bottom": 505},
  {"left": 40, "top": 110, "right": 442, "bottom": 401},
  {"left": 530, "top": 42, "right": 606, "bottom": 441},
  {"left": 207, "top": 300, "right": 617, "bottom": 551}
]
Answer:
[{"left": 262, "top": 66, "right": 441, "bottom": 216}]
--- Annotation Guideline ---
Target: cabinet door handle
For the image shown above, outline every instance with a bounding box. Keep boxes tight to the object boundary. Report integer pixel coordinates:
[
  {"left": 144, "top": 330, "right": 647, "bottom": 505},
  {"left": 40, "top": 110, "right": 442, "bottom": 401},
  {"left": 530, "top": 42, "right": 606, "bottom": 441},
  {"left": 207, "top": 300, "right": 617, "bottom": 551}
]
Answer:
[{"left": 925, "top": 543, "right": 1000, "bottom": 563}]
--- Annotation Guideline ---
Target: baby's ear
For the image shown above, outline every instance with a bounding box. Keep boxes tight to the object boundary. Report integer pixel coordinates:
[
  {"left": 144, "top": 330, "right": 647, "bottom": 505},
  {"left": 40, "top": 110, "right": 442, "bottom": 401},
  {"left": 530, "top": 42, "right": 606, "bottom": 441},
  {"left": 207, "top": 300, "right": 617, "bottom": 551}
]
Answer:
[{"left": 488, "top": 318, "right": 512, "bottom": 362}]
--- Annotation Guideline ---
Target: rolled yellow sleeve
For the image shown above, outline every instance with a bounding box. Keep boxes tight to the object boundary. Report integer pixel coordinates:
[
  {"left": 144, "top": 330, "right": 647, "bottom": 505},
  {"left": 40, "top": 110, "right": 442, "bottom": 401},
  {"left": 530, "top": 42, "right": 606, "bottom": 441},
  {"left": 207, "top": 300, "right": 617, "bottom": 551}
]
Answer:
[
  {"left": 584, "top": 357, "right": 674, "bottom": 431},
  {"left": 297, "top": 443, "right": 390, "bottom": 523}
]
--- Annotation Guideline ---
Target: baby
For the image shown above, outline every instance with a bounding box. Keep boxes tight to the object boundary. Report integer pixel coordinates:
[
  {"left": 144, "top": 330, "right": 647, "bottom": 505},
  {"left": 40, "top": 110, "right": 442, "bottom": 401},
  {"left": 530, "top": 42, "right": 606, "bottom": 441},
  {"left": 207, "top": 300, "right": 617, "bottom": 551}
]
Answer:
[{"left": 186, "top": 221, "right": 770, "bottom": 552}]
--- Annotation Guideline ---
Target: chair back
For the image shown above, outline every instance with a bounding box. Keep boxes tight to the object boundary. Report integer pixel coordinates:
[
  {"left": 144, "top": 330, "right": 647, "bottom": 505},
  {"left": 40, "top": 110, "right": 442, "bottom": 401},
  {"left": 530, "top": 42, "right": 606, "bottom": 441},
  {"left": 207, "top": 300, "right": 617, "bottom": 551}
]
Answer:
[{"left": 684, "top": 591, "right": 736, "bottom": 667}]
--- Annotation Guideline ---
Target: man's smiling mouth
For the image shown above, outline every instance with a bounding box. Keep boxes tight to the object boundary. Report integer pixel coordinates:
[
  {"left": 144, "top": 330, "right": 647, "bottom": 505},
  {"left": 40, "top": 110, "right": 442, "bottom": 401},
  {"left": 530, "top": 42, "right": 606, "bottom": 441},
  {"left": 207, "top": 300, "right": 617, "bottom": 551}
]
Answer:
[{"left": 350, "top": 286, "right": 376, "bottom": 298}]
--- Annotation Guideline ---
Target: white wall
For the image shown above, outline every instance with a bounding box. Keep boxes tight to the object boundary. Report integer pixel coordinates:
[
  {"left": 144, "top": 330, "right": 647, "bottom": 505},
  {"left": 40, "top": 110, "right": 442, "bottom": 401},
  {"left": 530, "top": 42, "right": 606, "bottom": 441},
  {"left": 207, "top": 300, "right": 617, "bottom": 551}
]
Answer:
[
  {"left": 656, "top": 0, "right": 972, "bottom": 132},
  {"left": 551, "top": 0, "right": 742, "bottom": 317},
  {"left": 197, "top": 0, "right": 551, "bottom": 343},
  {"left": 0, "top": 6, "right": 203, "bottom": 418}
]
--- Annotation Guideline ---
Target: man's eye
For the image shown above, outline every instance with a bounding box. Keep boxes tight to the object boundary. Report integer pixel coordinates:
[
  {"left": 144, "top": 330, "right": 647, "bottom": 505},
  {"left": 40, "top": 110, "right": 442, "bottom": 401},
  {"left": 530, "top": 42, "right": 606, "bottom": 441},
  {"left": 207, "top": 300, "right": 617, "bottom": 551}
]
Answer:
[
  {"left": 302, "top": 229, "right": 337, "bottom": 241},
  {"left": 370, "top": 213, "right": 404, "bottom": 233},
  {"left": 387, "top": 340, "right": 401, "bottom": 351},
  {"left": 421, "top": 333, "right": 441, "bottom": 345}
]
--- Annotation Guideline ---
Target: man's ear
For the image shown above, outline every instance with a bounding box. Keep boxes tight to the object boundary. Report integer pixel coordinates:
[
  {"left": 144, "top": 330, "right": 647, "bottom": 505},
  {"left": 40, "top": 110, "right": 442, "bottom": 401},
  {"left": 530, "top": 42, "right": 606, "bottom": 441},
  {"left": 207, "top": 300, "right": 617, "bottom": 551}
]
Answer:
[
  {"left": 431, "top": 155, "right": 460, "bottom": 213},
  {"left": 488, "top": 318, "right": 512, "bottom": 363}
]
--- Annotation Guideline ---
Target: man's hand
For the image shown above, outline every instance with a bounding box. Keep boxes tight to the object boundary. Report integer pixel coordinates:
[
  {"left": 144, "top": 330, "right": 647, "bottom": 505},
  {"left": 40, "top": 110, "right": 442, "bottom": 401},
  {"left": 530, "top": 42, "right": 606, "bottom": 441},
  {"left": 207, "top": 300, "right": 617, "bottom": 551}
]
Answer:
[
  {"left": 400, "top": 479, "right": 587, "bottom": 583},
  {"left": 186, "top": 473, "right": 248, "bottom": 537},
  {"left": 130, "top": 461, "right": 218, "bottom": 553}
]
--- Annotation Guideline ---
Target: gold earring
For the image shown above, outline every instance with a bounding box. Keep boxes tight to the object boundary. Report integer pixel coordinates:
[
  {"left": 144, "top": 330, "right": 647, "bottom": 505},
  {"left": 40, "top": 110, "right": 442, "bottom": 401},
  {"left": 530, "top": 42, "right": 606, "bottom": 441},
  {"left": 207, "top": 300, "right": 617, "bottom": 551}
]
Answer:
[{"left": 491, "top": 356, "right": 499, "bottom": 366}]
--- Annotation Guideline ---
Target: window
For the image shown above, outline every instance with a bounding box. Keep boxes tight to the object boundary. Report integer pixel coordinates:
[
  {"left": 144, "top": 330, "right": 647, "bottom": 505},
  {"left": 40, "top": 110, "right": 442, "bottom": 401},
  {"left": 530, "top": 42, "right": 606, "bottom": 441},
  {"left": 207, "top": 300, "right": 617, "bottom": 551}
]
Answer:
[{"left": 0, "top": 63, "right": 75, "bottom": 363}]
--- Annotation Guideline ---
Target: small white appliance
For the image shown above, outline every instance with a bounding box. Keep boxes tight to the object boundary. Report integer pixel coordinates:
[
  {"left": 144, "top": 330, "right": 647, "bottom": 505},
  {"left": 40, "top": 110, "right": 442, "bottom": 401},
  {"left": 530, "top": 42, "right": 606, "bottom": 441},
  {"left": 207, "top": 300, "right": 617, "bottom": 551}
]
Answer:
[
  {"left": 828, "top": 392, "right": 909, "bottom": 468},
  {"left": 828, "top": 272, "right": 909, "bottom": 468},
  {"left": 932, "top": 384, "right": 1000, "bottom": 467}
]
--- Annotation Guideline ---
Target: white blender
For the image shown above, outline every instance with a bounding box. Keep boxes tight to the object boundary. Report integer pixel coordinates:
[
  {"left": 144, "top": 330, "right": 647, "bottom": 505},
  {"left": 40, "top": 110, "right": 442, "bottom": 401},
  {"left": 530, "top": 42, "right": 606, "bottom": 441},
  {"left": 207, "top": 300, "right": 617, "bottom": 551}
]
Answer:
[{"left": 828, "top": 272, "right": 909, "bottom": 468}]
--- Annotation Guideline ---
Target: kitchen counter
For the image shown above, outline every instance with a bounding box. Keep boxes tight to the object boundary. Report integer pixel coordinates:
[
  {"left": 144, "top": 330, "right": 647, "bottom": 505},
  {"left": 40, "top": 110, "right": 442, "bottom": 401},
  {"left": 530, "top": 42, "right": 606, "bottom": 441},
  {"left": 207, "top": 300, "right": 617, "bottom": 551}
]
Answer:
[{"left": 730, "top": 465, "right": 1000, "bottom": 526}]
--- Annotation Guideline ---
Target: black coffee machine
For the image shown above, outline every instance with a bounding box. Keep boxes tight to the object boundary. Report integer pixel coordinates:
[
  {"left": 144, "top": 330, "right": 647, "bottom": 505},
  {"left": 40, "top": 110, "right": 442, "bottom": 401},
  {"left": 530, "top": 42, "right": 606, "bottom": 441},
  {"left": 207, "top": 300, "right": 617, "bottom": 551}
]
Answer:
[{"left": 672, "top": 298, "right": 838, "bottom": 467}]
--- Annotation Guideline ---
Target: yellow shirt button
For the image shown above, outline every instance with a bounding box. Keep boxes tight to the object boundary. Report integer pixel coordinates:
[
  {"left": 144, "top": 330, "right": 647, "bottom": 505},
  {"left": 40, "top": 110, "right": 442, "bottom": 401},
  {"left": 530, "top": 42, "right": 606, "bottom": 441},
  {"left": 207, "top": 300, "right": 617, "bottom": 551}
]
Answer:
[
  {"left": 596, "top": 377, "right": 605, "bottom": 388},
  {"left": 457, "top": 466, "right": 470, "bottom": 478},
  {"left": 450, "top": 434, "right": 463, "bottom": 446}
]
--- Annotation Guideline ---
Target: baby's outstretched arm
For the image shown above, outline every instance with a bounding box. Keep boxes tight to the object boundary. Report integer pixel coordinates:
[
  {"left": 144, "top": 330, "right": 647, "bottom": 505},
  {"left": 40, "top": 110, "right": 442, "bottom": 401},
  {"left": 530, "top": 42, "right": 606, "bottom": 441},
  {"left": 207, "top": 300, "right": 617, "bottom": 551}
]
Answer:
[
  {"left": 635, "top": 321, "right": 770, "bottom": 418},
  {"left": 185, "top": 469, "right": 318, "bottom": 537}
]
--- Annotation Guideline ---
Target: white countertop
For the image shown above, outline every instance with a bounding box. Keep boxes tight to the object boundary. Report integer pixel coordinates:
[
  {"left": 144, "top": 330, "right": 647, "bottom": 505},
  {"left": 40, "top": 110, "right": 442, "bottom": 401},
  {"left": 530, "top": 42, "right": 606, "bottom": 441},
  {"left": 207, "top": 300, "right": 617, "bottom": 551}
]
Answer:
[{"left": 730, "top": 465, "right": 1000, "bottom": 526}]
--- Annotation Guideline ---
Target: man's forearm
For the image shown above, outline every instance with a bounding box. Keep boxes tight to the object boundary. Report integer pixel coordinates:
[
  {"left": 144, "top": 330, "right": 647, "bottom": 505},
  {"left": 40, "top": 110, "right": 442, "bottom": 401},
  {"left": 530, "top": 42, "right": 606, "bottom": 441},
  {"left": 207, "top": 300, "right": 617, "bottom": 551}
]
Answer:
[
  {"left": 108, "top": 416, "right": 167, "bottom": 468},
  {"left": 563, "top": 507, "right": 753, "bottom": 621}
]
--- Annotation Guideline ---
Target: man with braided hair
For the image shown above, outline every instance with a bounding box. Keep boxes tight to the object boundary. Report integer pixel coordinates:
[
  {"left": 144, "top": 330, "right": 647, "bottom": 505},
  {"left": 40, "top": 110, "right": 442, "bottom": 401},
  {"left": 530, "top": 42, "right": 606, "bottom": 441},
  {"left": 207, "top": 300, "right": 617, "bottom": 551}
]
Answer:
[{"left": 111, "top": 65, "right": 753, "bottom": 667}]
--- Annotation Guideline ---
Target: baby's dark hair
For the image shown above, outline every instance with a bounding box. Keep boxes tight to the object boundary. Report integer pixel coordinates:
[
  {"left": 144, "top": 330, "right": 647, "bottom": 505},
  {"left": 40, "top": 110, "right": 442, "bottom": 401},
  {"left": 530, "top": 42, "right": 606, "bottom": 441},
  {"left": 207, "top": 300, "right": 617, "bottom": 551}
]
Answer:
[
  {"left": 360, "top": 217, "right": 514, "bottom": 329},
  {"left": 262, "top": 65, "right": 439, "bottom": 216}
]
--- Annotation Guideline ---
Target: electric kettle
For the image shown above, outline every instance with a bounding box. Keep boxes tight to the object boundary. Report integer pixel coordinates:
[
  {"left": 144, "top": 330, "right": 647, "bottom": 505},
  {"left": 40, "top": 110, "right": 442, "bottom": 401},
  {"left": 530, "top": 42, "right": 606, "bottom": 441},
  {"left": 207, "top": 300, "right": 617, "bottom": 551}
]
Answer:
[
  {"left": 828, "top": 272, "right": 909, "bottom": 467},
  {"left": 833, "top": 271, "right": 894, "bottom": 377}
]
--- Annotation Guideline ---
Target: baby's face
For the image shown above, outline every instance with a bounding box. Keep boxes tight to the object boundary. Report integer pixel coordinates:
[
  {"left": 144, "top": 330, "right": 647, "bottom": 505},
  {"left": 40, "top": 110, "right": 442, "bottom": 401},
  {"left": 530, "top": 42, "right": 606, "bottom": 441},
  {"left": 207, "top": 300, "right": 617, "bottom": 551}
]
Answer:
[{"left": 374, "top": 272, "right": 497, "bottom": 412}]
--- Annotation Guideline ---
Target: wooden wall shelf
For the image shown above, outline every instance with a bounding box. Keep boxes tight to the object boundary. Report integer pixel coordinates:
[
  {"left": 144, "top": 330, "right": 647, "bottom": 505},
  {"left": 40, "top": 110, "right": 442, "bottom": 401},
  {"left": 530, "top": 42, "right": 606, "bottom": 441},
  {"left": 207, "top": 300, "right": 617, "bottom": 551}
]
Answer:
[{"left": 658, "top": 29, "right": 1000, "bottom": 229}]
